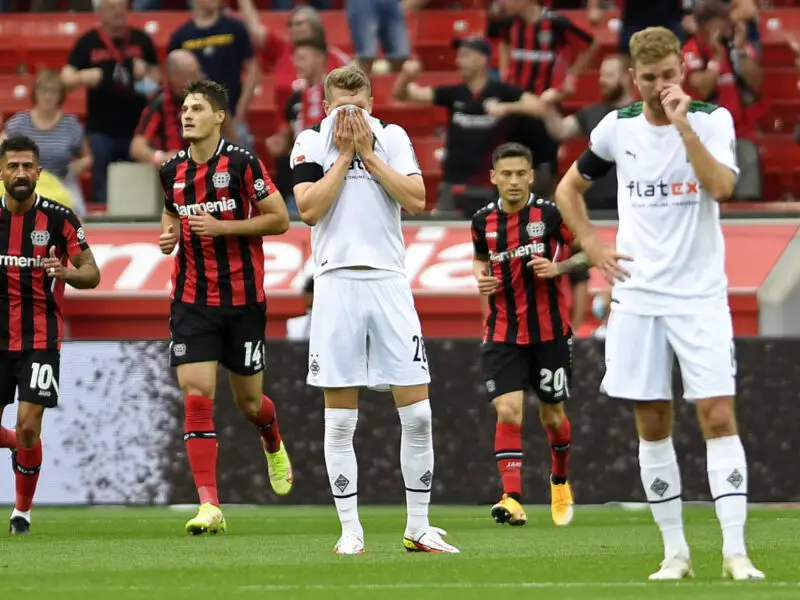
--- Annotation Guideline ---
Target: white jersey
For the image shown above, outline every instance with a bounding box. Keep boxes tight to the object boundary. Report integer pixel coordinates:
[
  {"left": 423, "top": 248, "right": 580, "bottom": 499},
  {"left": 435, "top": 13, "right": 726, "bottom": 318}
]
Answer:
[
  {"left": 586, "top": 101, "right": 739, "bottom": 315},
  {"left": 289, "top": 108, "right": 422, "bottom": 277}
]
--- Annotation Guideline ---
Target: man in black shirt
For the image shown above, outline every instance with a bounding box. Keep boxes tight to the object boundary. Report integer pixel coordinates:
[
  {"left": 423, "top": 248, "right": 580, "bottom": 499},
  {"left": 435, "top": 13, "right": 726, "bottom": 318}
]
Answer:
[
  {"left": 61, "top": 0, "right": 160, "bottom": 206},
  {"left": 393, "top": 37, "right": 545, "bottom": 216}
]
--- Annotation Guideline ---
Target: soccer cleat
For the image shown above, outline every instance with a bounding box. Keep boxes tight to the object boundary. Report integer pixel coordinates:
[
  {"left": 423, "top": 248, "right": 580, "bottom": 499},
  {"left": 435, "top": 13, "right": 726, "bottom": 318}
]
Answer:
[
  {"left": 403, "top": 526, "right": 460, "bottom": 553},
  {"left": 490, "top": 494, "right": 527, "bottom": 526},
  {"left": 648, "top": 557, "right": 694, "bottom": 580},
  {"left": 9, "top": 516, "right": 30, "bottom": 535},
  {"left": 550, "top": 480, "right": 574, "bottom": 526},
  {"left": 264, "top": 440, "right": 294, "bottom": 496},
  {"left": 334, "top": 534, "right": 365, "bottom": 555},
  {"left": 185, "top": 502, "right": 226, "bottom": 535},
  {"left": 722, "top": 555, "right": 765, "bottom": 580}
]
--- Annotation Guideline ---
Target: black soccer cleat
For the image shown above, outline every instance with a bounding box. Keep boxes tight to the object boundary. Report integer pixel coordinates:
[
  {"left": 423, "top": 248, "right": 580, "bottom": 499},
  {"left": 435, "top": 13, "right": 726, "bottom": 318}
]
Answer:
[{"left": 9, "top": 516, "right": 30, "bottom": 535}]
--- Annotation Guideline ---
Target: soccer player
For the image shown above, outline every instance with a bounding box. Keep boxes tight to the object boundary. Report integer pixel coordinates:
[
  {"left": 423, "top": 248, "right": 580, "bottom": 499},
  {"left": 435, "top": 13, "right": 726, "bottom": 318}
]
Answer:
[
  {"left": 471, "top": 142, "right": 598, "bottom": 528},
  {"left": 159, "top": 80, "right": 292, "bottom": 535},
  {"left": 554, "top": 27, "right": 765, "bottom": 581},
  {"left": 0, "top": 135, "right": 101, "bottom": 534},
  {"left": 290, "top": 65, "right": 458, "bottom": 555}
]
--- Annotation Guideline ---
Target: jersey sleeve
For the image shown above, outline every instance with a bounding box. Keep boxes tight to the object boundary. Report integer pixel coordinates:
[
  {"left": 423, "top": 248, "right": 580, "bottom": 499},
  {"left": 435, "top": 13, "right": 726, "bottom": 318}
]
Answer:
[
  {"left": 559, "top": 219, "right": 576, "bottom": 246},
  {"left": 61, "top": 210, "right": 89, "bottom": 257},
  {"left": 682, "top": 40, "right": 706, "bottom": 76},
  {"left": 290, "top": 129, "right": 324, "bottom": 186},
  {"left": 243, "top": 154, "right": 278, "bottom": 205},
  {"left": 159, "top": 166, "right": 178, "bottom": 214},
  {"left": 386, "top": 125, "right": 422, "bottom": 176},
  {"left": 704, "top": 107, "right": 740, "bottom": 176},
  {"left": 576, "top": 111, "right": 616, "bottom": 181},
  {"left": 471, "top": 214, "right": 489, "bottom": 258}
]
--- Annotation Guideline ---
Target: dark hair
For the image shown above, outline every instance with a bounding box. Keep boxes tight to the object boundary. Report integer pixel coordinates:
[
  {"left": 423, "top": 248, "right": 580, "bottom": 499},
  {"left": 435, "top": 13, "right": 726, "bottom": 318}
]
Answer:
[
  {"left": 0, "top": 135, "right": 40, "bottom": 159},
  {"left": 183, "top": 79, "right": 229, "bottom": 112},
  {"left": 492, "top": 142, "right": 532, "bottom": 167},
  {"left": 293, "top": 36, "right": 328, "bottom": 55},
  {"left": 693, "top": 0, "right": 730, "bottom": 25}
]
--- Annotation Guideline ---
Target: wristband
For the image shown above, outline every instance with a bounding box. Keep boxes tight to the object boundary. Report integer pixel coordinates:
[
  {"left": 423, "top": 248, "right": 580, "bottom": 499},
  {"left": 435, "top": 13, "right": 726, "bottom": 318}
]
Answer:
[{"left": 152, "top": 150, "right": 165, "bottom": 165}]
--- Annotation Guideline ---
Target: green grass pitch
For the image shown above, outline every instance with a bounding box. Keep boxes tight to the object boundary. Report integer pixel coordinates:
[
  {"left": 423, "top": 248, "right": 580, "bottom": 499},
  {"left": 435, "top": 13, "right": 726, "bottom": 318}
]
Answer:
[{"left": 0, "top": 505, "right": 798, "bottom": 600}]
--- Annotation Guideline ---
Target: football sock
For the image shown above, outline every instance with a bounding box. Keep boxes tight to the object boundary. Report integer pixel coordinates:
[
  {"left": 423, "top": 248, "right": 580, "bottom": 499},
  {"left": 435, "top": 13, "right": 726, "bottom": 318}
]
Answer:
[
  {"left": 545, "top": 415, "right": 571, "bottom": 485},
  {"left": 14, "top": 440, "right": 42, "bottom": 513},
  {"left": 0, "top": 427, "right": 17, "bottom": 449},
  {"left": 398, "top": 400, "right": 434, "bottom": 534},
  {"left": 495, "top": 422, "right": 523, "bottom": 502},
  {"left": 246, "top": 394, "right": 282, "bottom": 454},
  {"left": 184, "top": 395, "right": 219, "bottom": 507},
  {"left": 706, "top": 435, "right": 748, "bottom": 558},
  {"left": 639, "top": 436, "right": 690, "bottom": 560},
  {"left": 324, "top": 408, "right": 361, "bottom": 536}
]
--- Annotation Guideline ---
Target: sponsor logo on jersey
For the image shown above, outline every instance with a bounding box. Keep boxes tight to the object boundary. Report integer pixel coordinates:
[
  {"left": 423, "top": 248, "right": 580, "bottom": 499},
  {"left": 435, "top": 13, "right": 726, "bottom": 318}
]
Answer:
[
  {"left": 176, "top": 197, "right": 237, "bottom": 216},
  {"left": 0, "top": 254, "right": 45, "bottom": 268},
  {"left": 489, "top": 242, "right": 545, "bottom": 263},
  {"left": 627, "top": 180, "right": 701, "bottom": 198}
]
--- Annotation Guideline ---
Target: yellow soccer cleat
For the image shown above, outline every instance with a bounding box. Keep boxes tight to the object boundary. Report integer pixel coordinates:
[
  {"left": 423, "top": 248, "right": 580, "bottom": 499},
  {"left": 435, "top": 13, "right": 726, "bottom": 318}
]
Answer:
[
  {"left": 265, "top": 440, "right": 294, "bottom": 496},
  {"left": 550, "top": 480, "right": 574, "bottom": 526},
  {"left": 185, "top": 502, "right": 226, "bottom": 536},
  {"left": 490, "top": 494, "right": 527, "bottom": 526}
]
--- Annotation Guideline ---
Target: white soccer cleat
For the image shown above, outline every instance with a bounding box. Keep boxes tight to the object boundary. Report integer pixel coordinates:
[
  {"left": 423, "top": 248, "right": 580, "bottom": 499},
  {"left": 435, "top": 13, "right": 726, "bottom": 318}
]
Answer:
[
  {"left": 722, "top": 555, "right": 765, "bottom": 580},
  {"left": 403, "top": 526, "right": 460, "bottom": 553},
  {"left": 648, "top": 556, "right": 694, "bottom": 580},
  {"left": 334, "top": 533, "right": 365, "bottom": 555}
]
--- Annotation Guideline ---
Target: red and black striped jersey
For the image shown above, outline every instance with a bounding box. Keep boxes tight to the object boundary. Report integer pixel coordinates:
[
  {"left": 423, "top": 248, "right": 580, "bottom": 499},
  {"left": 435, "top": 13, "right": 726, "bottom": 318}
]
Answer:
[
  {"left": 472, "top": 195, "right": 575, "bottom": 345},
  {"left": 504, "top": 9, "right": 593, "bottom": 95},
  {"left": 159, "top": 139, "right": 278, "bottom": 308},
  {"left": 0, "top": 195, "right": 89, "bottom": 351},
  {"left": 134, "top": 88, "right": 183, "bottom": 152}
]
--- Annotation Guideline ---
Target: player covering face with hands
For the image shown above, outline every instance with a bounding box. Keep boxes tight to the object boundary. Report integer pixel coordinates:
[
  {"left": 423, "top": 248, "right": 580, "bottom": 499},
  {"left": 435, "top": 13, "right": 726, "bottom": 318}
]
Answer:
[
  {"left": 0, "top": 135, "right": 100, "bottom": 535},
  {"left": 554, "top": 27, "right": 764, "bottom": 581},
  {"left": 291, "top": 66, "right": 458, "bottom": 555},
  {"left": 159, "top": 80, "right": 293, "bottom": 535}
]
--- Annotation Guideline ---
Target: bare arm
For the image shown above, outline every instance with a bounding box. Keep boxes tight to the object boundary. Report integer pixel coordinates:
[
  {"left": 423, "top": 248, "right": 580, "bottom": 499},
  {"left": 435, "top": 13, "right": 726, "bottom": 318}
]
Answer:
[
  {"left": 294, "top": 154, "right": 351, "bottom": 226},
  {"left": 491, "top": 92, "right": 545, "bottom": 118},
  {"left": 731, "top": 0, "right": 757, "bottom": 22},
  {"left": 499, "top": 41, "right": 510, "bottom": 80},
  {"left": 362, "top": 154, "right": 426, "bottom": 215},
  {"left": 65, "top": 248, "right": 101, "bottom": 289},
  {"left": 216, "top": 191, "right": 289, "bottom": 236},
  {"left": 162, "top": 207, "right": 179, "bottom": 232},
  {"left": 688, "top": 70, "right": 720, "bottom": 100},
  {"left": 236, "top": 59, "right": 260, "bottom": 117},
  {"left": 735, "top": 50, "right": 762, "bottom": 91},
  {"left": 674, "top": 121, "right": 736, "bottom": 202},
  {"left": 571, "top": 280, "right": 589, "bottom": 330},
  {"left": 554, "top": 250, "right": 590, "bottom": 275},
  {"left": 541, "top": 109, "right": 582, "bottom": 142},
  {"left": 60, "top": 65, "right": 102, "bottom": 92},
  {"left": 554, "top": 164, "right": 596, "bottom": 244},
  {"left": 393, "top": 60, "right": 435, "bottom": 103},
  {"left": 237, "top": 0, "right": 266, "bottom": 47},
  {"left": 71, "top": 137, "right": 93, "bottom": 175},
  {"left": 130, "top": 135, "right": 160, "bottom": 164}
]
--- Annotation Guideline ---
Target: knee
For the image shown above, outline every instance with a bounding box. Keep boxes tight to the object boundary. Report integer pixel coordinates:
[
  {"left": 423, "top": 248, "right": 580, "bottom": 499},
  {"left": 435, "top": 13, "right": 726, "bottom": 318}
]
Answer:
[
  {"left": 495, "top": 400, "right": 523, "bottom": 425},
  {"left": 324, "top": 407, "right": 358, "bottom": 444},
  {"left": 182, "top": 382, "right": 214, "bottom": 400},
  {"left": 539, "top": 404, "right": 565, "bottom": 431},
  {"left": 15, "top": 421, "right": 40, "bottom": 447},
  {"left": 635, "top": 402, "right": 673, "bottom": 441},
  {"left": 234, "top": 393, "right": 261, "bottom": 417},
  {"left": 398, "top": 399, "right": 432, "bottom": 432},
  {"left": 698, "top": 399, "right": 737, "bottom": 438}
]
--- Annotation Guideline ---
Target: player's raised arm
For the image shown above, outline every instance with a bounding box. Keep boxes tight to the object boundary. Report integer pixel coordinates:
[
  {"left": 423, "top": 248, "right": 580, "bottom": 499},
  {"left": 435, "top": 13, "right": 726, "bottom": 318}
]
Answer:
[
  {"left": 292, "top": 114, "right": 353, "bottom": 226},
  {"left": 662, "top": 86, "right": 737, "bottom": 202},
  {"left": 351, "top": 113, "right": 426, "bottom": 215},
  {"left": 392, "top": 59, "right": 435, "bottom": 104}
]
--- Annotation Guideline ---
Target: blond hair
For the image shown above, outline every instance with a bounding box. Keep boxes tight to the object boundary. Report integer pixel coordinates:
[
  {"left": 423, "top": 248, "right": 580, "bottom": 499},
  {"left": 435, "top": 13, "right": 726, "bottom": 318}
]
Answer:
[
  {"left": 629, "top": 27, "right": 682, "bottom": 66},
  {"left": 324, "top": 65, "right": 372, "bottom": 101}
]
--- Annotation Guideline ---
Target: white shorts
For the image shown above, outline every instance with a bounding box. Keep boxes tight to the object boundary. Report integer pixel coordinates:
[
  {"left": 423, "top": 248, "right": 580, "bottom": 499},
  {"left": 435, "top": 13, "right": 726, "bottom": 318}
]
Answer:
[
  {"left": 307, "top": 269, "right": 431, "bottom": 390},
  {"left": 600, "top": 308, "right": 736, "bottom": 401}
]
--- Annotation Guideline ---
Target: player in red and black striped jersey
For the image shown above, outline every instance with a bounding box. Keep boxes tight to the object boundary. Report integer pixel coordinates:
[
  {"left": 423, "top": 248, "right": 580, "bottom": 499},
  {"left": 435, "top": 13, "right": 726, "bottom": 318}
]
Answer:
[
  {"left": 0, "top": 135, "right": 101, "bottom": 534},
  {"left": 471, "top": 143, "right": 594, "bottom": 529},
  {"left": 159, "top": 80, "right": 293, "bottom": 535}
]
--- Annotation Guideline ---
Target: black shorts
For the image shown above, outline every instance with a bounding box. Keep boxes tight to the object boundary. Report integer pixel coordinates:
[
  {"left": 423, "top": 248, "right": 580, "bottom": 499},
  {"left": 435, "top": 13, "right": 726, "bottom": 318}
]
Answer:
[
  {"left": 481, "top": 337, "right": 572, "bottom": 404},
  {"left": 169, "top": 301, "right": 267, "bottom": 376},
  {"left": 0, "top": 349, "right": 60, "bottom": 408}
]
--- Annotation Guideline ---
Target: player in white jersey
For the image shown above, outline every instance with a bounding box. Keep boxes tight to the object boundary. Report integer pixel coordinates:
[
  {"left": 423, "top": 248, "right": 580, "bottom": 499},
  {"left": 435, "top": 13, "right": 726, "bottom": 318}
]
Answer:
[
  {"left": 289, "top": 65, "right": 459, "bottom": 555},
  {"left": 553, "top": 27, "right": 764, "bottom": 582}
]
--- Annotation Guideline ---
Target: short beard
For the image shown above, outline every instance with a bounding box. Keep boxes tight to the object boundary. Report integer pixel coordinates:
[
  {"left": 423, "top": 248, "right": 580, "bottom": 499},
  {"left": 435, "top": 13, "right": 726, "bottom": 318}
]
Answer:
[{"left": 7, "top": 183, "right": 34, "bottom": 202}]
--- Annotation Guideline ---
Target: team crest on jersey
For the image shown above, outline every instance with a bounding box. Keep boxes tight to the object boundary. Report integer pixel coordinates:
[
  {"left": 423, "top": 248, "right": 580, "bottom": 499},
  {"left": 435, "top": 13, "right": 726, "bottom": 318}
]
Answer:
[
  {"left": 30, "top": 230, "right": 50, "bottom": 246},
  {"left": 212, "top": 172, "right": 231, "bottom": 189},
  {"left": 538, "top": 30, "right": 552, "bottom": 45},
  {"left": 526, "top": 221, "right": 546, "bottom": 238}
]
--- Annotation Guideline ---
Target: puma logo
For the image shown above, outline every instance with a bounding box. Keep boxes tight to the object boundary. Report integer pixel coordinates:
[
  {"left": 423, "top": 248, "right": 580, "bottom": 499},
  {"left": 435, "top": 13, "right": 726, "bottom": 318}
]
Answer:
[{"left": 625, "top": 150, "right": 636, "bottom": 159}]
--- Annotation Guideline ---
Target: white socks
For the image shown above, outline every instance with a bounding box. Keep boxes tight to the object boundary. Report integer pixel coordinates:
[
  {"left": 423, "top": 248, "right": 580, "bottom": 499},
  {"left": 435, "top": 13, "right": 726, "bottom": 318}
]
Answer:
[
  {"left": 11, "top": 508, "right": 30, "bottom": 522},
  {"left": 398, "top": 400, "right": 434, "bottom": 535},
  {"left": 707, "top": 435, "right": 748, "bottom": 558},
  {"left": 324, "top": 408, "right": 362, "bottom": 537},
  {"left": 639, "top": 437, "right": 690, "bottom": 561}
]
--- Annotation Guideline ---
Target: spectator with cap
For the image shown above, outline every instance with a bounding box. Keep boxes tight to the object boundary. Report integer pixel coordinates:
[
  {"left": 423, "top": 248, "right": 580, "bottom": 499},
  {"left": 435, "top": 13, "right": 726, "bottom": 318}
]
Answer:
[
  {"left": 394, "top": 36, "right": 545, "bottom": 216},
  {"left": 683, "top": 0, "right": 763, "bottom": 201}
]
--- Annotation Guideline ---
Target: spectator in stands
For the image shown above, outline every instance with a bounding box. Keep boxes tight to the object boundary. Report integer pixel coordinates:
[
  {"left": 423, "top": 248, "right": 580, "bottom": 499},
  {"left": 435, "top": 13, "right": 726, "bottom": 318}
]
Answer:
[
  {"left": 540, "top": 54, "right": 633, "bottom": 211},
  {"left": 499, "top": 0, "right": 595, "bottom": 197},
  {"left": 168, "top": 0, "right": 258, "bottom": 148},
  {"left": 617, "top": 0, "right": 688, "bottom": 54},
  {"left": 393, "top": 37, "right": 545, "bottom": 216},
  {"left": 130, "top": 50, "right": 202, "bottom": 166},
  {"left": 0, "top": 70, "right": 92, "bottom": 216},
  {"left": 286, "top": 276, "right": 314, "bottom": 341},
  {"left": 684, "top": 0, "right": 760, "bottom": 53},
  {"left": 683, "top": 0, "right": 763, "bottom": 201},
  {"left": 346, "top": 0, "right": 411, "bottom": 73},
  {"left": 266, "top": 38, "right": 330, "bottom": 214},
  {"left": 61, "top": 0, "right": 160, "bottom": 206}
]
